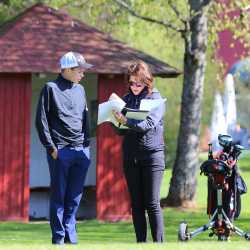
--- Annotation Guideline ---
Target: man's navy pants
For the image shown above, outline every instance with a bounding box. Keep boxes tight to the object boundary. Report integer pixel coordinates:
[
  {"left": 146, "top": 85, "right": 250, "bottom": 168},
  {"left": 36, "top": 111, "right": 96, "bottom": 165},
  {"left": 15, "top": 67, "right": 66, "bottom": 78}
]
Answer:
[{"left": 47, "top": 146, "right": 90, "bottom": 244}]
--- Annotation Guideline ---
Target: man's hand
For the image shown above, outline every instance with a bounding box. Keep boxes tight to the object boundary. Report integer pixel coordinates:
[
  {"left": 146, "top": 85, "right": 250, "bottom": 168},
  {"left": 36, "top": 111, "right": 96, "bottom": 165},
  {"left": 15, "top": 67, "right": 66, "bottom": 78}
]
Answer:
[{"left": 51, "top": 149, "right": 58, "bottom": 160}]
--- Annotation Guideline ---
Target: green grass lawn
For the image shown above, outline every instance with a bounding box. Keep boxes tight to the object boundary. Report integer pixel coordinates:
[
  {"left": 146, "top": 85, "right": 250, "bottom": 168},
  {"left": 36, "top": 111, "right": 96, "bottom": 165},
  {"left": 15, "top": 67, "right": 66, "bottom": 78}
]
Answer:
[{"left": 0, "top": 153, "right": 250, "bottom": 249}]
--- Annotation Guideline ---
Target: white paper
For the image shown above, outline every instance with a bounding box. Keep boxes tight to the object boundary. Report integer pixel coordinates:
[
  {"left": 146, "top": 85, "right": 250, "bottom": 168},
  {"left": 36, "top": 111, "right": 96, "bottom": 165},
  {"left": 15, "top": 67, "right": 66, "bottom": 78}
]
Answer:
[
  {"left": 97, "top": 93, "right": 166, "bottom": 128},
  {"left": 140, "top": 98, "right": 166, "bottom": 111},
  {"left": 97, "top": 94, "right": 126, "bottom": 125}
]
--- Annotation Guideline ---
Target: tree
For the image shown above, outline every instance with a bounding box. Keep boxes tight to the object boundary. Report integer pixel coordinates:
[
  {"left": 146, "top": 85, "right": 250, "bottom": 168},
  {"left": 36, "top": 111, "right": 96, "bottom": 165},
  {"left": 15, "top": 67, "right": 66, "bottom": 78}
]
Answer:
[
  {"left": 113, "top": 0, "right": 250, "bottom": 207},
  {"left": 0, "top": 0, "right": 35, "bottom": 23}
]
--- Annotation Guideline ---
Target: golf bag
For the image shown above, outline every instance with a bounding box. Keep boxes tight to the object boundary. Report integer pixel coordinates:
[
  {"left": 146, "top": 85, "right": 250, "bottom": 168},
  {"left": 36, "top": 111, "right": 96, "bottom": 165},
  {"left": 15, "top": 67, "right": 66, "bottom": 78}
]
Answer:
[{"left": 178, "top": 134, "right": 249, "bottom": 241}]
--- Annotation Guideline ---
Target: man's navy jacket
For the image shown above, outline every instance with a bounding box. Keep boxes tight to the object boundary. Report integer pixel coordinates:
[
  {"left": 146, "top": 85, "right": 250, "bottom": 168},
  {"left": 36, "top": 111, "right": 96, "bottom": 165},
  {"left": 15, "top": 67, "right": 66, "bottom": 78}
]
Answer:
[{"left": 35, "top": 74, "right": 90, "bottom": 153}]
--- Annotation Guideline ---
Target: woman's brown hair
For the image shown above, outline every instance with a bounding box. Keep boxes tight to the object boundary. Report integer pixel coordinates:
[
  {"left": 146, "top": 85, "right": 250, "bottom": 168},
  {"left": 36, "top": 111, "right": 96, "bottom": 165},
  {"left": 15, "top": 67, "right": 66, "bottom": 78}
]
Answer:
[{"left": 127, "top": 60, "right": 154, "bottom": 94}]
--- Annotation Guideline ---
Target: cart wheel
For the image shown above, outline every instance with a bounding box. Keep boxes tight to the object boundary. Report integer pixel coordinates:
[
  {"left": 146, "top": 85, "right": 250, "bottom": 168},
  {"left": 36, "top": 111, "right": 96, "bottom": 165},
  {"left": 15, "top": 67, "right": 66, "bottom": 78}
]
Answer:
[
  {"left": 178, "top": 222, "right": 189, "bottom": 241},
  {"left": 218, "top": 234, "right": 228, "bottom": 241},
  {"left": 246, "top": 234, "right": 250, "bottom": 241}
]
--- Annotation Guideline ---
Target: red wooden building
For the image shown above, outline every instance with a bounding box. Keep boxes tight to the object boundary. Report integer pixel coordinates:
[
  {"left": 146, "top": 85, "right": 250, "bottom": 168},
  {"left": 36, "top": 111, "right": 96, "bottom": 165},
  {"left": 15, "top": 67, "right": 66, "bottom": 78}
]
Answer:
[
  {"left": 0, "top": 3, "right": 180, "bottom": 221},
  {"left": 217, "top": 8, "right": 250, "bottom": 73}
]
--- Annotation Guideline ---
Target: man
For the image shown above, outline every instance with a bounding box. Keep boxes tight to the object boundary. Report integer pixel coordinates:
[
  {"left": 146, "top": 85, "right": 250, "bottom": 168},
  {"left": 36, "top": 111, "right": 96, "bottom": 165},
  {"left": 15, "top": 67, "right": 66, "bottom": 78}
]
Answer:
[{"left": 36, "top": 51, "right": 92, "bottom": 244}]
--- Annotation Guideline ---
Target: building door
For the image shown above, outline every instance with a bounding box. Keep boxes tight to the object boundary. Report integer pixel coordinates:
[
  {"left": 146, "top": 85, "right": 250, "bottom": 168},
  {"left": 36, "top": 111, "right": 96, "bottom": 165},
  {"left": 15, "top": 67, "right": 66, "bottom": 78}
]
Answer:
[{"left": 96, "top": 74, "right": 131, "bottom": 221}]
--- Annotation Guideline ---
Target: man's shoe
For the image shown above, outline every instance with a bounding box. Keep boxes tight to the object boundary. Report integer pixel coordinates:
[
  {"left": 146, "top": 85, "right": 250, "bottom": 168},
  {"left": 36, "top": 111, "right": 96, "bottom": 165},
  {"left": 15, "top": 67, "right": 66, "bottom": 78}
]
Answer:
[
  {"left": 52, "top": 239, "right": 64, "bottom": 245},
  {"left": 64, "top": 235, "right": 77, "bottom": 244}
]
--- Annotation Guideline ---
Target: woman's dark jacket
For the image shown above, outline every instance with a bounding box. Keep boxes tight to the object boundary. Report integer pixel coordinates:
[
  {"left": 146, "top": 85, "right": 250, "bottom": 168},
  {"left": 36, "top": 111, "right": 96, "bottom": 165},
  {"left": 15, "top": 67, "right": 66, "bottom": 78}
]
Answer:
[{"left": 117, "top": 88, "right": 166, "bottom": 168}]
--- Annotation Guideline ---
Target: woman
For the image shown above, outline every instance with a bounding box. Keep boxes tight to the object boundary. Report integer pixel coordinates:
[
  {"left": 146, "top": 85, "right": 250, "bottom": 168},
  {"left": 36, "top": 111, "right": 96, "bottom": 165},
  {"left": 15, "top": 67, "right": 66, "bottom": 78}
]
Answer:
[{"left": 112, "top": 60, "right": 166, "bottom": 242}]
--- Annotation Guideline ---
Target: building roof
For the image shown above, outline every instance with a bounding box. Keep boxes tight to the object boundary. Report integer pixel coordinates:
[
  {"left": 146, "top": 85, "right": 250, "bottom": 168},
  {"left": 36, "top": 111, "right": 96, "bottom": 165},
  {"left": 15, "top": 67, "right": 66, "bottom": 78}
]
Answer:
[{"left": 0, "top": 3, "right": 180, "bottom": 77}]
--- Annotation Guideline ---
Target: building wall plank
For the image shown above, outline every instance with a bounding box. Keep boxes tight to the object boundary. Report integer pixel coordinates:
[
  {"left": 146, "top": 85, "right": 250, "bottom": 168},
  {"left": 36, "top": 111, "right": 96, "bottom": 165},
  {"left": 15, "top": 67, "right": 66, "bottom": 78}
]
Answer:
[{"left": 0, "top": 73, "right": 31, "bottom": 221}]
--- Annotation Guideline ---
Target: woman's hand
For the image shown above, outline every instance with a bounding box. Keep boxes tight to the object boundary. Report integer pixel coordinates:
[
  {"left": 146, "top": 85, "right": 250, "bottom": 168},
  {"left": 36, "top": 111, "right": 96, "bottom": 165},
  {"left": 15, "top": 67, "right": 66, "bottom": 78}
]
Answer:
[{"left": 112, "top": 110, "right": 127, "bottom": 125}]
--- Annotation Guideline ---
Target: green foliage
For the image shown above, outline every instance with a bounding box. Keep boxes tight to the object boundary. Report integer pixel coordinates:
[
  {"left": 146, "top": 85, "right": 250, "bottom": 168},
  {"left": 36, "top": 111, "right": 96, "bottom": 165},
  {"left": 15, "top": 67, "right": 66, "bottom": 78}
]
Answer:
[
  {"left": 208, "top": 1, "right": 250, "bottom": 60},
  {"left": 0, "top": 0, "right": 38, "bottom": 24},
  {"left": 200, "top": 47, "right": 221, "bottom": 134}
]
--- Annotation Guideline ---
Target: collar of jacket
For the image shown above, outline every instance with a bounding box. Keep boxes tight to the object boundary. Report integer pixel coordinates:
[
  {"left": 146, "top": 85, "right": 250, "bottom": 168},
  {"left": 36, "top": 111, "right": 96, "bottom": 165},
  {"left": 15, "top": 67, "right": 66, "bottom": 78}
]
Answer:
[
  {"left": 125, "top": 87, "right": 148, "bottom": 109},
  {"left": 55, "top": 74, "right": 74, "bottom": 87},
  {"left": 128, "top": 87, "right": 148, "bottom": 98}
]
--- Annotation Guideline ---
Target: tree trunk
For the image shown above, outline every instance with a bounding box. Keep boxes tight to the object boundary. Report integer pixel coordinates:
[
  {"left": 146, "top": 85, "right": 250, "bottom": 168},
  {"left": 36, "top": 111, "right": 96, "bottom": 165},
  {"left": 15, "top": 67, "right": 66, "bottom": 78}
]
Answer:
[{"left": 162, "top": 0, "right": 209, "bottom": 207}]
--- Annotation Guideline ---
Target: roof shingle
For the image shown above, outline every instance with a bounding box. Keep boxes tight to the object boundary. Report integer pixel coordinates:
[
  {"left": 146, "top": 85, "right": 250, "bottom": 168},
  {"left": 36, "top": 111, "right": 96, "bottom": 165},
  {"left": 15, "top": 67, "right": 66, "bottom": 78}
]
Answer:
[{"left": 0, "top": 3, "right": 180, "bottom": 77}]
